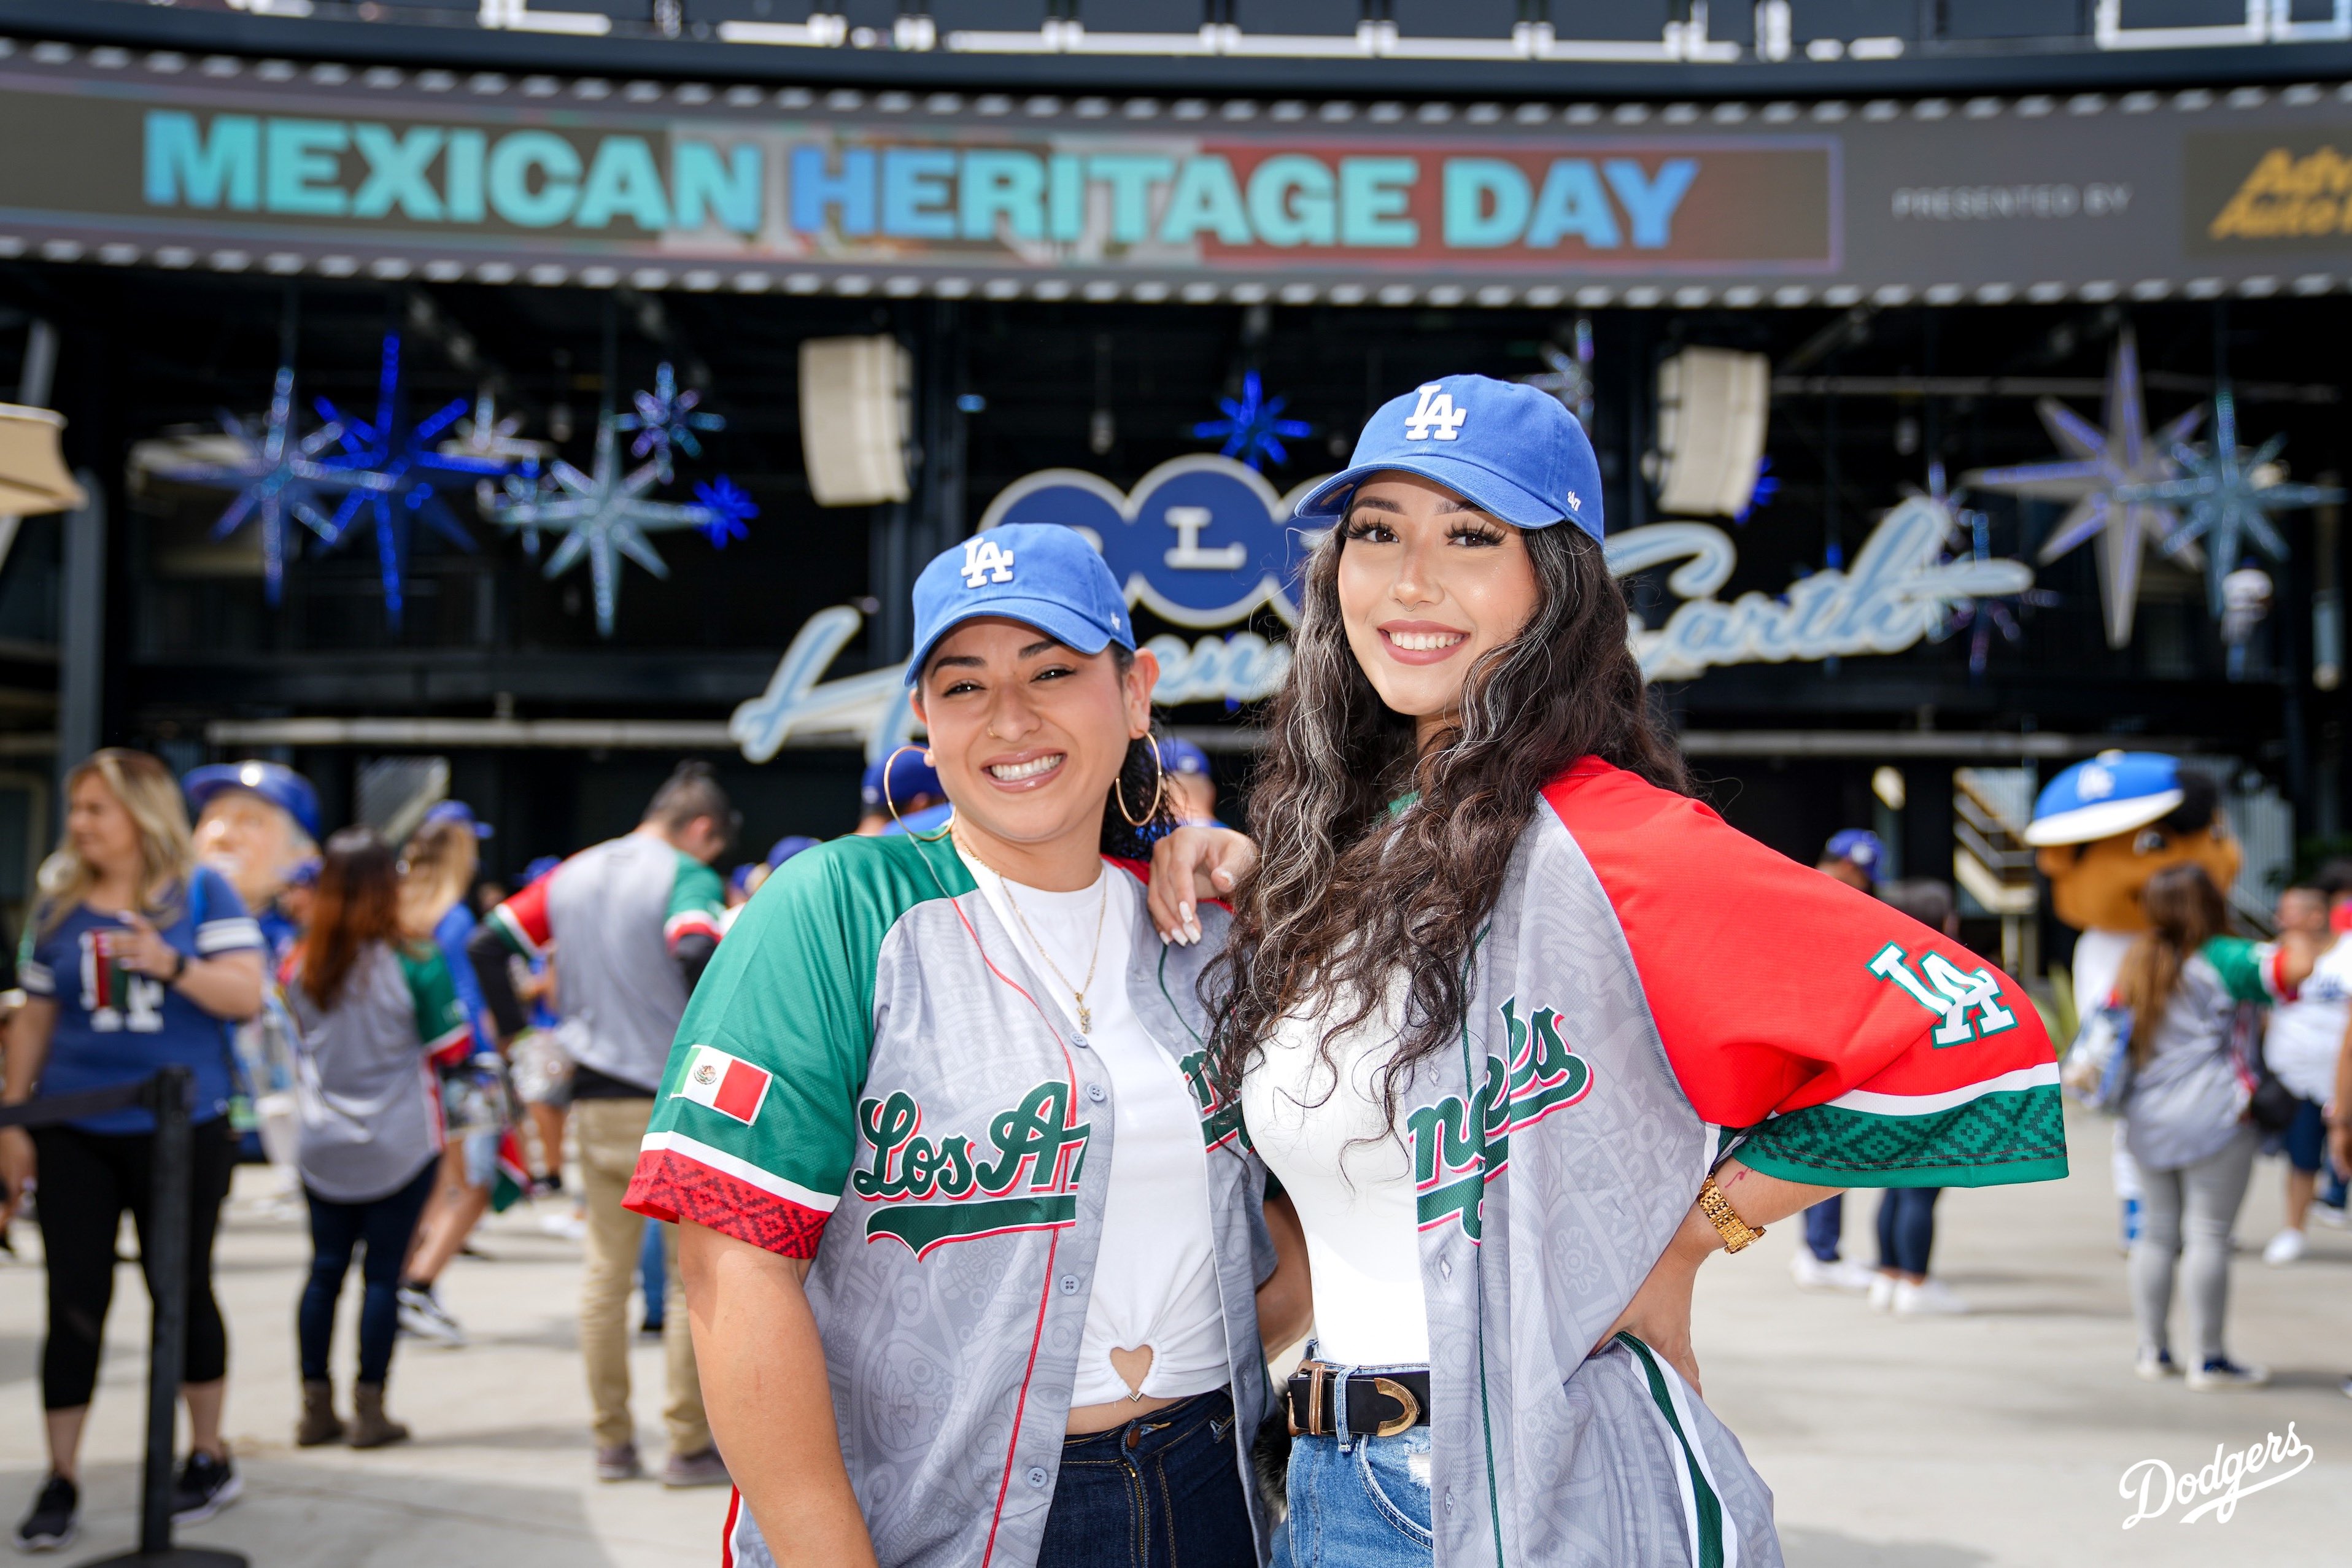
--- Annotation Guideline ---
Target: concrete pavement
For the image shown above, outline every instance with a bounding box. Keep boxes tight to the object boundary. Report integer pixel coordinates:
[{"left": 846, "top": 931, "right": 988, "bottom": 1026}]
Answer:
[{"left": 0, "top": 1103, "right": 2343, "bottom": 1566}]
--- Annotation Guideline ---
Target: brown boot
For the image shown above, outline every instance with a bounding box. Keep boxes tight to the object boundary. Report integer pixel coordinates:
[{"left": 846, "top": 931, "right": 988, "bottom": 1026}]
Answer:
[
  {"left": 296, "top": 1380, "right": 344, "bottom": 1447},
  {"left": 348, "top": 1382, "right": 410, "bottom": 1449}
]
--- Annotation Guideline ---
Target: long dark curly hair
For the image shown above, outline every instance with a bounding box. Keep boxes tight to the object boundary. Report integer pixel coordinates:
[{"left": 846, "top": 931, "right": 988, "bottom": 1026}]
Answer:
[{"left": 1202, "top": 517, "right": 1687, "bottom": 1130}]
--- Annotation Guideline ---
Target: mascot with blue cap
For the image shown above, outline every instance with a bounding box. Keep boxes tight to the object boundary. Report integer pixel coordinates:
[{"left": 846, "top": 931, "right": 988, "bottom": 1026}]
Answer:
[{"left": 2027, "top": 751, "right": 2243, "bottom": 1244}]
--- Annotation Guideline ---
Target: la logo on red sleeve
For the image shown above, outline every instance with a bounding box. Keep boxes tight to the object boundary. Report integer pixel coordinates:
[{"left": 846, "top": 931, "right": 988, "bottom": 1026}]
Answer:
[{"left": 678, "top": 1045, "right": 772, "bottom": 1126}]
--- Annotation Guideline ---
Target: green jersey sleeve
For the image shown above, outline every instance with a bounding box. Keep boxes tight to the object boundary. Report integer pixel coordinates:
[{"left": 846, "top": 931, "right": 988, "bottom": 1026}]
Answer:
[
  {"left": 2202, "top": 936, "right": 2284, "bottom": 1006},
  {"left": 625, "top": 843, "right": 888, "bottom": 1257},
  {"left": 398, "top": 945, "right": 474, "bottom": 1058},
  {"left": 664, "top": 853, "right": 726, "bottom": 951}
]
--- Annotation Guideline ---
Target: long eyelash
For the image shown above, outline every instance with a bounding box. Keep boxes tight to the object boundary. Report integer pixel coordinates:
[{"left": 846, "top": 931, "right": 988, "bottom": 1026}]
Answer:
[{"left": 1448, "top": 524, "right": 1503, "bottom": 545}]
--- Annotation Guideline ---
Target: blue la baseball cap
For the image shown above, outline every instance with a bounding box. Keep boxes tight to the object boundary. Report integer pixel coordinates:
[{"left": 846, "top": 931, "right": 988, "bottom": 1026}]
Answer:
[
  {"left": 1159, "top": 736, "right": 1212, "bottom": 778},
  {"left": 424, "top": 799, "right": 494, "bottom": 840},
  {"left": 185, "top": 760, "right": 321, "bottom": 840},
  {"left": 766, "top": 834, "right": 821, "bottom": 869},
  {"left": 1295, "top": 374, "right": 1604, "bottom": 540},
  {"left": 2025, "top": 751, "right": 2184, "bottom": 847},
  {"left": 1824, "top": 828, "right": 1886, "bottom": 880},
  {"left": 522, "top": 855, "right": 562, "bottom": 886},
  {"left": 861, "top": 749, "right": 943, "bottom": 811},
  {"left": 905, "top": 522, "right": 1134, "bottom": 687}
]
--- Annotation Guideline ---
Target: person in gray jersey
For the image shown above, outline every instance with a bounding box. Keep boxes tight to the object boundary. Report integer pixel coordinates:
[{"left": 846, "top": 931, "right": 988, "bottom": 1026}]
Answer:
[
  {"left": 470, "top": 762, "right": 737, "bottom": 1488},
  {"left": 285, "top": 828, "right": 473, "bottom": 1450},
  {"left": 1155, "top": 376, "right": 2068, "bottom": 1568}
]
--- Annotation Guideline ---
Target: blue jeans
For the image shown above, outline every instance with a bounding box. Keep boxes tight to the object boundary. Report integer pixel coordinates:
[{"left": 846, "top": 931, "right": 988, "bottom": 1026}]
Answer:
[
  {"left": 1874, "top": 1187, "right": 1942, "bottom": 1276},
  {"left": 1286, "top": 1424, "right": 1434, "bottom": 1567},
  {"left": 638, "top": 1215, "right": 666, "bottom": 1327},
  {"left": 300, "top": 1159, "right": 439, "bottom": 1385},
  {"left": 1803, "top": 1192, "right": 1844, "bottom": 1261},
  {"left": 1037, "top": 1388, "right": 1255, "bottom": 1568}
]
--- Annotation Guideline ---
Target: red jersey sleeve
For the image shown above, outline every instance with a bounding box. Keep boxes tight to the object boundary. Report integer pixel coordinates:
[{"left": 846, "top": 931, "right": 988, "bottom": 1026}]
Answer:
[
  {"left": 487, "top": 875, "right": 553, "bottom": 961},
  {"left": 1544, "top": 759, "right": 2067, "bottom": 1189}
]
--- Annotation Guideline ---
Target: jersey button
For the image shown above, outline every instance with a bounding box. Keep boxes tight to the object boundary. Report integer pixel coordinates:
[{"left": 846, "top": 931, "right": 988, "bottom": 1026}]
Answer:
[
  {"left": 1085, "top": 1083, "right": 1107, "bottom": 1103},
  {"left": 1027, "top": 1466, "right": 1049, "bottom": 1489},
  {"left": 1059, "top": 1274, "right": 1080, "bottom": 1296}
]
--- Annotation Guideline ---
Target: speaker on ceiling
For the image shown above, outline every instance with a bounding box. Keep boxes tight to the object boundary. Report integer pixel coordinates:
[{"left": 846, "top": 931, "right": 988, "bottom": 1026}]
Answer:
[
  {"left": 1652, "top": 347, "right": 1770, "bottom": 519},
  {"left": 798, "top": 336, "right": 913, "bottom": 508}
]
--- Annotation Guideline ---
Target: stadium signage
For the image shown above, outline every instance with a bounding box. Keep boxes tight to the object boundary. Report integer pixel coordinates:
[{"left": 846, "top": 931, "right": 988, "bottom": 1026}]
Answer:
[{"left": 728, "top": 466, "right": 2036, "bottom": 761}]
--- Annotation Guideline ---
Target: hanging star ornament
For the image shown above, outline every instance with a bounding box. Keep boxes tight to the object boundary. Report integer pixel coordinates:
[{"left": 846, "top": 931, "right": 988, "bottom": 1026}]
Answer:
[
  {"left": 2114, "top": 384, "right": 2345, "bottom": 618},
  {"left": 1194, "top": 371, "right": 1312, "bottom": 471},
  {"left": 136, "top": 365, "right": 369, "bottom": 604},
  {"left": 314, "top": 336, "right": 518, "bottom": 628},
  {"left": 1969, "top": 328, "right": 2203, "bottom": 649},
  {"left": 614, "top": 361, "right": 725, "bottom": 481},
  {"left": 1914, "top": 465, "right": 2060, "bottom": 680},
  {"left": 487, "top": 415, "right": 757, "bottom": 636}
]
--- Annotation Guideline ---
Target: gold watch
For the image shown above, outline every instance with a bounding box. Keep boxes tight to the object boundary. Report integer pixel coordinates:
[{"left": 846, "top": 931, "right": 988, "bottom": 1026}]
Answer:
[{"left": 1697, "top": 1175, "right": 1766, "bottom": 1253}]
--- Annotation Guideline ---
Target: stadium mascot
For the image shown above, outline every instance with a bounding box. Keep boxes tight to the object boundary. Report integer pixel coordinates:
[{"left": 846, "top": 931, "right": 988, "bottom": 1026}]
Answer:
[{"left": 2025, "top": 750, "right": 2241, "bottom": 1243}]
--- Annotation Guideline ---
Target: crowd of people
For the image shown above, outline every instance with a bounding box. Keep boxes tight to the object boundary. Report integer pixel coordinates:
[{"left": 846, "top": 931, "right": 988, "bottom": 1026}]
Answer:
[{"left": 0, "top": 373, "right": 2329, "bottom": 1568}]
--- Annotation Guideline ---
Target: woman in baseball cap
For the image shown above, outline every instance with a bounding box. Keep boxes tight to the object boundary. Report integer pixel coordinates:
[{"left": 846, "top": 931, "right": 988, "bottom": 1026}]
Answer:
[
  {"left": 1161, "top": 376, "right": 2068, "bottom": 1567},
  {"left": 626, "top": 522, "right": 1306, "bottom": 1568}
]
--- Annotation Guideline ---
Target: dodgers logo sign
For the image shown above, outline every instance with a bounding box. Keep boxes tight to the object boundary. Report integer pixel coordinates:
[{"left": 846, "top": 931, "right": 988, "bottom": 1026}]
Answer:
[{"left": 975, "top": 455, "right": 1318, "bottom": 629}]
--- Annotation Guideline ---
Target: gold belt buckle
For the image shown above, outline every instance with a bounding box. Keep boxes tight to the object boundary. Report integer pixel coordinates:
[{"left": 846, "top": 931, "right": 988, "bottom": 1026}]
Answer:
[
  {"left": 1369, "top": 1377, "right": 1421, "bottom": 1439},
  {"left": 1293, "top": 1362, "right": 1328, "bottom": 1439}
]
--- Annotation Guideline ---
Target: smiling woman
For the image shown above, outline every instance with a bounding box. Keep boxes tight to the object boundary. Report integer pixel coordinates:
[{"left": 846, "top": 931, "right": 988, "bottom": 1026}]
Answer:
[{"left": 627, "top": 523, "right": 1307, "bottom": 1568}]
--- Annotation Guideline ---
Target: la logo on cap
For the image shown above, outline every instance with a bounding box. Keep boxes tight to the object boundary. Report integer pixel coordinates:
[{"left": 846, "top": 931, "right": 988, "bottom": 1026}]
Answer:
[
  {"left": 961, "top": 536, "right": 1015, "bottom": 589},
  {"left": 1402, "top": 383, "right": 1468, "bottom": 442}
]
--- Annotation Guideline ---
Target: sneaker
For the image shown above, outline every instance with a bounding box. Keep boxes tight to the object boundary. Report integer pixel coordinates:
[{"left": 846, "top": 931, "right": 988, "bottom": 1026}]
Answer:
[
  {"left": 1893, "top": 1277, "right": 1969, "bottom": 1316},
  {"left": 1789, "top": 1254, "right": 1875, "bottom": 1292},
  {"left": 169, "top": 1451, "right": 241, "bottom": 1526},
  {"left": 595, "top": 1443, "right": 643, "bottom": 1482},
  {"left": 2313, "top": 1201, "right": 2348, "bottom": 1230},
  {"left": 1867, "top": 1273, "right": 1896, "bottom": 1313},
  {"left": 540, "top": 1211, "right": 587, "bottom": 1242},
  {"left": 397, "top": 1284, "right": 467, "bottom": 1348},
  {"left": 638, "top": 1317, "right": 665, "bottom": 1340},
  {"left": 2133, "top": 1348, "right": 2178, "bottom": 1382},
  {"left": 12, "top": 1475, "right": 77, "bottom": 1552},
  {"left": 2186, "top": 1356, "right": 2270, "bottom": 1391},
  {"left": 2262, "top": 1228, "right": 2307, "bottom": 1265},
  {"left": 662, "top": 1447, "right": 731, "bottom": 1489}
]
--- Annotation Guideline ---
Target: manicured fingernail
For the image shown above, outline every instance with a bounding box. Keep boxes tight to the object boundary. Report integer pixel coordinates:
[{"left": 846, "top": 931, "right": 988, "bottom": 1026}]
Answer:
[{"left": 1180, "top": 902, "right": 1193, "bottom": 923}]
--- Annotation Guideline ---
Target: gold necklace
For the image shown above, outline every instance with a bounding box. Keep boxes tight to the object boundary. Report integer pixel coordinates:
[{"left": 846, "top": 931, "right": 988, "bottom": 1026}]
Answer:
[{"left": 993, "top": 859, "right": 1109, "bottom": 1037}]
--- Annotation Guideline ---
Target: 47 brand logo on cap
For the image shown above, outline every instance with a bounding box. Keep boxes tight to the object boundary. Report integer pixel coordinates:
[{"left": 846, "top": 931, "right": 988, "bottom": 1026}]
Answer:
[
  {"left": 1402, "top": 383, "right": 1469, "bottom": 442},
  {"left": 961, "top": 536, "right": 1016, "bottom": 588},
  {"left": 676, "top": 1045, "right": 773, "bottom": 1125}
]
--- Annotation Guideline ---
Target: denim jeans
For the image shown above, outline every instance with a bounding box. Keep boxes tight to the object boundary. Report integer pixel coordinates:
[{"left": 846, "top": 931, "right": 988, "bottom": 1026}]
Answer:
[
  {"left": 1037, "top": 1388, "right": 1256, "bottom": 1568},
  {"left": 1803, "top": 1192, "right": 1844, "bottom": 1261},
  {"left": 1873, "top": 1186, "right": 1942, "bottom": 1276},
  {"left": 1282, "top": 1348, "right": 1436, "bottom": 1568},
  {"left": 300, "top": 1157, "right": 439, "bottom": 1385}
]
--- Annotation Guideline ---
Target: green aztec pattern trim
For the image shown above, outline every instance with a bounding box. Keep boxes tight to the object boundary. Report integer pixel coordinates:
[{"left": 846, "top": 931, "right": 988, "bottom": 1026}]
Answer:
[{"left": 1733, "top": 1086, "right": 2068, "bottom": 1189}]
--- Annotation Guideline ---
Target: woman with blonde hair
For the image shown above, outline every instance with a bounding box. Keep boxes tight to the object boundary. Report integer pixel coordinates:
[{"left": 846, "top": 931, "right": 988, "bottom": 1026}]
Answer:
[
  {"left": 389, "top": 801, "right": 503, "bottom": 1348},
  {"left": 0, "top": 749, "right": 265, "bottom": 1550}
]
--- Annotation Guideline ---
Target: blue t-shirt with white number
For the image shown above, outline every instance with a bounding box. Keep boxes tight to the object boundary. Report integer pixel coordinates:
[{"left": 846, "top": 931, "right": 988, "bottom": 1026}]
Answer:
[{"left": 17, "top": 867, "right": 263, "bottom": 1134}]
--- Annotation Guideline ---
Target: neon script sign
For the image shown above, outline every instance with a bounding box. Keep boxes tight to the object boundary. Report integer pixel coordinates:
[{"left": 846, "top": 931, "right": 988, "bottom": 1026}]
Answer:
[{"left": 730, "top": 474, "right": 2033, "bottom": 761}]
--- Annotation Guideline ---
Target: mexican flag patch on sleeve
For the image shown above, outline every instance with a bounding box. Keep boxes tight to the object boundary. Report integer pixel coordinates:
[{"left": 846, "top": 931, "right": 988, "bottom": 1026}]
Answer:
[{"left": 677, "top": 1045, "right": 772, "bottom": 1126}]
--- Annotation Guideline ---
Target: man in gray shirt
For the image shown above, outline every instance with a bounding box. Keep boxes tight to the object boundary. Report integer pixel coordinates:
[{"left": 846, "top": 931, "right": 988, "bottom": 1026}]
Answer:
[{"left": 472, "top": 762, "right": 735, "bottom": 1486}]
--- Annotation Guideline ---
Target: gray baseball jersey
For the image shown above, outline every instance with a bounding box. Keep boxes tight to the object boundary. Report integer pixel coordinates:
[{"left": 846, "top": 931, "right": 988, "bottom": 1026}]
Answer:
[{"left": 626, "top": 833, "right": 1274, "bottom": 1568}]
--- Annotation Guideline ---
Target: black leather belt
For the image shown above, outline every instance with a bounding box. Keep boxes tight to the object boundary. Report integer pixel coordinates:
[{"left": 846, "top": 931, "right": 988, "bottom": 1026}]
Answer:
[{"left": 1284, "top": 1361, "right": 1430, "bottom": 1439}]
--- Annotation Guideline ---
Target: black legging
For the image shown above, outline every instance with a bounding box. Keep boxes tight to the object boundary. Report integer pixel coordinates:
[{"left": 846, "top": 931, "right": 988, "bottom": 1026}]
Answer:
[
  {"left": 300, "top": 1159, "right": 439, "bottom": 1385},
  {"left": 31, "top": 1119, "right": 236, "bottom": 1410}
]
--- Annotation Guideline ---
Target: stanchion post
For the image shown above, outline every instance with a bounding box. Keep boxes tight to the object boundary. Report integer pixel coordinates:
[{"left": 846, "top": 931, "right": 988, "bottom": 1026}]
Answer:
[{"left": 138, "top": 1067, "right": 193, "bottom": 1557}]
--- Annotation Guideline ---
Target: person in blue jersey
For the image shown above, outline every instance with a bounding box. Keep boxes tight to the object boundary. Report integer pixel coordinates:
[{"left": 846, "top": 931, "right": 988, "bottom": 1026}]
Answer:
[
  {"left": 392, "top": 801, "right": 501, "bottom": 1348},
  {"left": 1, "top": 750, "right": 266, "bottom": 1550}
]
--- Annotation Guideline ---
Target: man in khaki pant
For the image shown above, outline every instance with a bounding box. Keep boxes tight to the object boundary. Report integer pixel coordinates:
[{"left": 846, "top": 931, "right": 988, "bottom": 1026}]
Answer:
[{"left": 471, "top": 763, "right": 737, "bottom": 1485}]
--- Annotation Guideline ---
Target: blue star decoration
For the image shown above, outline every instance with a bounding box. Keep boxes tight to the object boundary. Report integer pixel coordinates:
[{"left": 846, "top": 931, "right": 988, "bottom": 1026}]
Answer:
[
  {"left": 1918, "top": 470, "right": 2060, "bottom": 680},
  {"left": 1733, "top": 456, "right": 1778, "bottom": 525},
  {"left": 1194, "top": 371, "right": 1311, "bottom": 471},
  {"left": 2117, "top": 384, "right": 2345, "bottom": 619},
  {"left": 615, "top": 362, "right": 726, "bottom": 482},
  {"left": 487, "top": 416, "right": 757, "bottom": 637},
  {"left": 314, "top": 336, "right": 517, "bottom": 628},
  {"left": 141, "top": 365, "right": 369, "bottom": 604}
]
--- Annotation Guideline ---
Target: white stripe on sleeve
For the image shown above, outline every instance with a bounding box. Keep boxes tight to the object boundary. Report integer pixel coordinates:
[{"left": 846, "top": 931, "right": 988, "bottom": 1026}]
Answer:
[{"left": 195, "top": 917, "right": 265, "bottom": 954}]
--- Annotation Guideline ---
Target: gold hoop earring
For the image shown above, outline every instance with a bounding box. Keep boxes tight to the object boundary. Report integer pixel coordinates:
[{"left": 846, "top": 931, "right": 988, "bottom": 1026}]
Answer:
[
  {"left": 1113, "top": 735, "right": 1166, "bottom": 829},
  {"left": 880, "top": 743, "right": 954, "bottom": 843}
]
